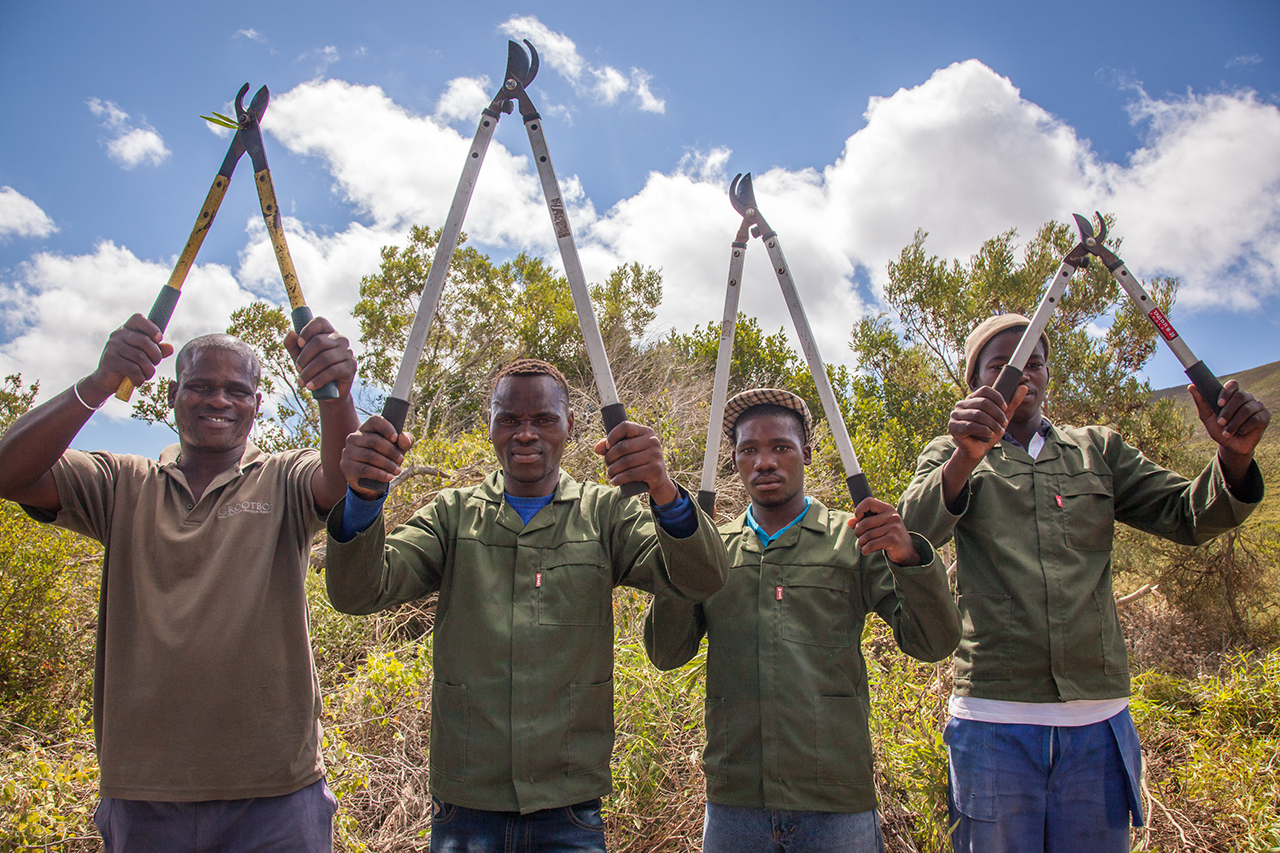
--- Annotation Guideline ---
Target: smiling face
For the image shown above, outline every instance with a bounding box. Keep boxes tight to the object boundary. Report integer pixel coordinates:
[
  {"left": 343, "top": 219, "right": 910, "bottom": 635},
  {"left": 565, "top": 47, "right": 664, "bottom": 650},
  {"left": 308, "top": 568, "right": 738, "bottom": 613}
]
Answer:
[
  {"left": 732, "top": 409, "right": 812, "bottom": 514},
  {"left": 974, "top": 327, "right": 1049, "bottom": 425},
  {"left": 167, "top": 348, "right": 261, "bottom": 456},
  {"left": 489, "top": 374, "right": 574, "bottom": 498}
]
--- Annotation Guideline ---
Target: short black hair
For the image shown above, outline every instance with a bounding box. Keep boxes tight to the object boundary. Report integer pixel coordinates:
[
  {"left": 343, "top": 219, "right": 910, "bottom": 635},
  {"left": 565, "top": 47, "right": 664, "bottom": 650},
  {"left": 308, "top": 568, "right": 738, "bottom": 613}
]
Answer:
[
  {"left": 733, "top": 403, "right": 807, "bottom": 447},
  {"left": 174, "top": 334, "right": 261, "bottom": 390},
  {"left": 490, "top": 359, "right": 571, "bottom": 410}
]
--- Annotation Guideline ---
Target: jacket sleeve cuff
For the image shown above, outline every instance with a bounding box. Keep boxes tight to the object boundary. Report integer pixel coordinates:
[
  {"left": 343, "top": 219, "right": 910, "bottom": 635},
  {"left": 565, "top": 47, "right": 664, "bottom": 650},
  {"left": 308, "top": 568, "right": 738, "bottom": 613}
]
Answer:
[
  {"left": 324, "top": 496, "right": 392, "bottom": 614},
  {"left": 887, "top": 533, "right": 944, "bottom": 576},
  {"left": 1214, "top": 454, "right": 1265, "bottom": 508}
]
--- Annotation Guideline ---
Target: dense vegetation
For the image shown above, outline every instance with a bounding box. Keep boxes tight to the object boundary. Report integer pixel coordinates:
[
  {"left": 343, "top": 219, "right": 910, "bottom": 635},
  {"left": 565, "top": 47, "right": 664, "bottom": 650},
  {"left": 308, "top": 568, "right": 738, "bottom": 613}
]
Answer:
[{"left": 2, "top": 219, "right": 1278, "bottom": 850}]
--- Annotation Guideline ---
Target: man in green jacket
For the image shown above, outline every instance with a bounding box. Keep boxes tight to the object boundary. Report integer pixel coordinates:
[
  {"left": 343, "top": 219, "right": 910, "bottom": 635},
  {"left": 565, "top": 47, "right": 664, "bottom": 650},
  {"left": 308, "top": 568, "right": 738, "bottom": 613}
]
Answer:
[
  {"left": 326, "top": 358, "right": 728, "bottom": 852},
  {"left": 899, "top": 313, "right": 1270, "bottom": 853},
  {"left": 645, "top": 388, "right": 961, "bottom": 853}
]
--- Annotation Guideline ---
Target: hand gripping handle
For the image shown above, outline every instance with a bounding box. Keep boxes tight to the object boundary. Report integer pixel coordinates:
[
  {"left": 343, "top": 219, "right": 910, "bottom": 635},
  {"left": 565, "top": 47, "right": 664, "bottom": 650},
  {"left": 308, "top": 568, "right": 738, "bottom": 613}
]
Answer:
[
  {"left": 601, "top": 403, "right": 648, "bottom": 498},
  {"left": 993, "top": 364, "right": 1024, "bottom": 407},
  {"left": 115, "top": 285, "right": 184, "bottom": 401},
  {"left": 289, "top": 306, "right": 339, "bottom": 400},
  {"left": 356, "top": 396, "right": 412, "bottom": 497},
  {"left": 1185, "top": 361, "right": 1225, "bottom": 417}
]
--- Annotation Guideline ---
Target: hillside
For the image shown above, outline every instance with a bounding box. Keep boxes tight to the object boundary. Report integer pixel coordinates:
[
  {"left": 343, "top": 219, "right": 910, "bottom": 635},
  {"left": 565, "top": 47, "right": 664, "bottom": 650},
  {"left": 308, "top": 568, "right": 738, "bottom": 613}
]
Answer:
[{"left": 1154, "top": 358, "right": 1280, "bottom": 445}]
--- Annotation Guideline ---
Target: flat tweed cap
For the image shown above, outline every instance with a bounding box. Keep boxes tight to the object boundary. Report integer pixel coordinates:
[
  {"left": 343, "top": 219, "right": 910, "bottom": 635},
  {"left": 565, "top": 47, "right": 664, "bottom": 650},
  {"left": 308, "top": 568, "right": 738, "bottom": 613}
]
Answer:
[
  {"left": 722, "top": 388, "right": 814, "bottom": 445},
  {"left": 963, "top": 313, "right": 1051, "bottom": 389}
]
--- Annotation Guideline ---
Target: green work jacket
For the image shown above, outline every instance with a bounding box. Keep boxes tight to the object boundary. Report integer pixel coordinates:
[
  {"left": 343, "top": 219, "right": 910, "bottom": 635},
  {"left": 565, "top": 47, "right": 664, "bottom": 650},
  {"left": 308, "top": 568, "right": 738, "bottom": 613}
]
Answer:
[
  {"left": 899, "top": 424, "right": 1263, "bottom": 703},
  {"left": 644, "top": 500, "right": 960, "bottom": 813},
  {"left": 324, "top": 470, "right": 728, "bottom": 814}
]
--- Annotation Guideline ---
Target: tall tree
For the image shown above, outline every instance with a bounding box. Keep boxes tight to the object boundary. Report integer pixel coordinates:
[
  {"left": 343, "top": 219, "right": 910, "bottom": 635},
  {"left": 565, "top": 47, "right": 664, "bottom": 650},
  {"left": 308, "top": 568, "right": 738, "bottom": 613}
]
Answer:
[{"left": 874, "top": 216, "right": 1188, "bottom": 463}]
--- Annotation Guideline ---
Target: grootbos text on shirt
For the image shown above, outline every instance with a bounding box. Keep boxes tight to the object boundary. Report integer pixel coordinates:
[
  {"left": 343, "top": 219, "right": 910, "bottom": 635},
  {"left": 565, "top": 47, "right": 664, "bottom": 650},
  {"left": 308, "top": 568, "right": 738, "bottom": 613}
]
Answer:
[{"left": 218, "top": 501, "right": 273, "bottom": 518}]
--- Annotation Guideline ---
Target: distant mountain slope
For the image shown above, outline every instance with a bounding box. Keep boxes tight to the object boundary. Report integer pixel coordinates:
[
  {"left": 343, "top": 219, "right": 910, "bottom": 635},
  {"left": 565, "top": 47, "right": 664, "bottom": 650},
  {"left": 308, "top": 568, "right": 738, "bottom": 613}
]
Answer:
[{"left": 1154, "top": 359, "right": 1280, "bottom": 446}]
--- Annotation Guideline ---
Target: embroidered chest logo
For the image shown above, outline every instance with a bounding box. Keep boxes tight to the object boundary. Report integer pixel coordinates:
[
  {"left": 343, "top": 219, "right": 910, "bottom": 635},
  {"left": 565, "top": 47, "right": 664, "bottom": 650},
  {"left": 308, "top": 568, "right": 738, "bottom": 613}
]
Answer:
[{"left": 217, "top": 500, "right": 273, "bottom": 518}]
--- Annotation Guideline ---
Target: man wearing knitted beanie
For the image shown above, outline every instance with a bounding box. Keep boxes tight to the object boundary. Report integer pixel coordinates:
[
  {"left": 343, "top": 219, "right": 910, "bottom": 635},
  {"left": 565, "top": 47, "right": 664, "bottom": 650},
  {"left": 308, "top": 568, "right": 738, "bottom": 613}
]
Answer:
[{"left": 899, "top": 313, "right": 1270, "bottom": 851}]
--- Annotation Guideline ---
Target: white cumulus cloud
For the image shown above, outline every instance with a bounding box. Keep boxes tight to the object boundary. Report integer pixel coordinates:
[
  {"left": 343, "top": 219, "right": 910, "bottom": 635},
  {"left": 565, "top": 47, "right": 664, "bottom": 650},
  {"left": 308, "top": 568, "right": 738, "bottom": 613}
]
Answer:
[
  {"left": 499, "top": 15, "right": 666, "bottom": 113},
  {"left": 0, "top": 187, "right": 57, "bottom": 239},
  {"left": 87, "top": 98, "right": 170, "bottom": 169},
  {"left": 0, "top": 241, "right": 254, "bottom": 414},
  {"left": 9, "top": 58, "right": 1280, "bottom": 420},
  {"left": 434, "top": 76, "right": 493, "bottom": 125},
  {"left": 266, "top": 78, "right": 594, "bottom": 251}
]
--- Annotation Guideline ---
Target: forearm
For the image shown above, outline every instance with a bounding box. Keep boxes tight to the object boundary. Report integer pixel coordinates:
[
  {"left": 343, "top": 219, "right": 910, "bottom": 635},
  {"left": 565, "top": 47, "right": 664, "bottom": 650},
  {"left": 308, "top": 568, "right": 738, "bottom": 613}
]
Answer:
[
  {"left": 880, "top": 535, "right": 961, "bottom": 662},
  {"left": 940, "top": 450, "right": 978, "bottom": 514},
  {"left": 1218, "top": 446, "right": 1258, "bottom": 495},
  {"left": 643, "top": 597, "right": 706, "bottom": 671},
  {"left": 313, "top": 394, "right": 362, "bottom": 511},
  {"left": 0, "top": 380, "right": 101, "bottom": 506},
  {"left": 658, "top": 504, "right": 728, "bottom": 602}
]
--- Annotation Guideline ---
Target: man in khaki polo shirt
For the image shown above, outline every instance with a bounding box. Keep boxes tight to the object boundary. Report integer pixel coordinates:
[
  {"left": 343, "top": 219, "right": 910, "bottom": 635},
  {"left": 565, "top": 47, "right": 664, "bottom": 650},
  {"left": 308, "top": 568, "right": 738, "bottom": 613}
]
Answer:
[{"left": 0, "top": 311, "right": 360, "bottom": 852}]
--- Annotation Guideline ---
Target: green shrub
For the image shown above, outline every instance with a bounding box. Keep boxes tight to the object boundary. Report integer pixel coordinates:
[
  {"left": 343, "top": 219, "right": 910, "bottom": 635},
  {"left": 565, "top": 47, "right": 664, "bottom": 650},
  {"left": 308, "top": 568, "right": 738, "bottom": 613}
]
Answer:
[{"left": 0, "top": 503, "right": 99, "bottom": 735}]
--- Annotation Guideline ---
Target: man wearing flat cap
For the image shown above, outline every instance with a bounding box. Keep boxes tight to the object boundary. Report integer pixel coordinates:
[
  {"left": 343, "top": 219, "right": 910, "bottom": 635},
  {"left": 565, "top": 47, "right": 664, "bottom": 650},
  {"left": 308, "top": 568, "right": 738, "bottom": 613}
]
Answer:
[
  {"left": 899, "top": 313, "right": 1271, "bottom": 852},
  {"left": 646, "top": 388, "right": 960, "bottom": 852}
]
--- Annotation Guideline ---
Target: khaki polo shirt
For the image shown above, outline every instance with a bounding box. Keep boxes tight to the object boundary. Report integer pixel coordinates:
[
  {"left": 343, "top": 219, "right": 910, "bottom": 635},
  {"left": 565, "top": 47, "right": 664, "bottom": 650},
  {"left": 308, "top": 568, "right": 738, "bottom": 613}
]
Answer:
[{"left": 31, "top": 443, "right": 326, "bottom": 801}]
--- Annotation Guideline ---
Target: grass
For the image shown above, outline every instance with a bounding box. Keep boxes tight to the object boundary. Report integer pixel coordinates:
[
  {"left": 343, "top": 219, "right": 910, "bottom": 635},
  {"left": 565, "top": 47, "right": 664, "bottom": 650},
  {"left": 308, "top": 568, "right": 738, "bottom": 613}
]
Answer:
[{"left": 9, "top": 588, "right": 1280, "bottom": 851}]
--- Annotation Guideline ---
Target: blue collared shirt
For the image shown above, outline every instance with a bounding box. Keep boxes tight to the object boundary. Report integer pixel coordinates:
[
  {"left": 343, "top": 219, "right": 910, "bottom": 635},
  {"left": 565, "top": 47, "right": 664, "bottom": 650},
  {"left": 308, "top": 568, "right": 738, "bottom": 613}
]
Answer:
[{"left": 745, "top": 496, "right": 812, "bottom": 547}]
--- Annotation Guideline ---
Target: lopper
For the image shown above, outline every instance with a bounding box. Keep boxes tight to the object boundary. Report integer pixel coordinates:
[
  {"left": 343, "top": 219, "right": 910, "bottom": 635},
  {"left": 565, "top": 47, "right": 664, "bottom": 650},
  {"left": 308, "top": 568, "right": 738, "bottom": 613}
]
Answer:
[
  {"left": 991, "top": 212, "right": 1224, "bottom": 415},
  {"left": 1077, "top": 211, "right": 1225, "bottom": 414},
  {"left": 117, "top": 83, "right": 336, "bottom": 402},
  {"left": 696, "top": 173, "right": 874, "bottom": 516},
  {"left": 990, "top": 215, "right": 1093, "bottom": 405},
  {"left": 358, "top": 40, "right": 643, "bottom": 497}
]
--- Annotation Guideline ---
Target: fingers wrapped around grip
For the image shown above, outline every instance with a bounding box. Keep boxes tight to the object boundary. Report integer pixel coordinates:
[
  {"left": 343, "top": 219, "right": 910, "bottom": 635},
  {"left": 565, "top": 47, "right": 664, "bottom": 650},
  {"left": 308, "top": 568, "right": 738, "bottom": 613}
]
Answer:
[
  {"left": 847, "top": 498, "right": 921, "bottom": 566},
  {"left": 342, "top": 416, "right": 414, "bottom": 498}
]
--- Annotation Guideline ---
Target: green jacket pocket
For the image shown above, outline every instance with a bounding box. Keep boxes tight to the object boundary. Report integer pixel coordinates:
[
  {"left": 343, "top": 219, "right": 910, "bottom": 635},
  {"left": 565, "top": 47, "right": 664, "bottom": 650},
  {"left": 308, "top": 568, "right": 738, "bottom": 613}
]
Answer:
[
  {"left": 430, "top": 681, "right": 468, "bottom": 781},
  {"left": 780, "top": 565, "right": 853, "bottom": 647},
  {"left": 565, "top": 679, "right": 614, "bottom": 775},
  {"left": 1061, "top": 473, "right": 1114, "bottom": 552},
  {"left": 954, "top": 593, "right": 1012, "bottom": 683},
  {"left": 815, "top": 695, "right": 868, "bottom": 786}
]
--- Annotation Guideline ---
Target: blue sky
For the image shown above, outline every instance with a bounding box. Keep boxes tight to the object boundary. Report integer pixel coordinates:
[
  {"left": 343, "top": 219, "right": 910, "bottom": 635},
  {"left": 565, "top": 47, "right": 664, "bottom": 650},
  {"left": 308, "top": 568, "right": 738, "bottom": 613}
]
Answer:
[{"left": 2, "top": 0, "right": 1279, "bottom": 456}]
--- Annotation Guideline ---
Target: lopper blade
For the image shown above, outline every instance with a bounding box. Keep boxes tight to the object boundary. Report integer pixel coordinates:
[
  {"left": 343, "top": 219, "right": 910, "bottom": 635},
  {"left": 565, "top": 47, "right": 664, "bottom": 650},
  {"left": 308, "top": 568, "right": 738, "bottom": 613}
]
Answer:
[
  {"left": 729, "top": 172, "right": 757, "bottom": 217},
  {"left": 505, "top": 39, "right": 539, "bottom": 87},
  {"left": 235, "top": 84, "right": 269, "bottom": 126}
]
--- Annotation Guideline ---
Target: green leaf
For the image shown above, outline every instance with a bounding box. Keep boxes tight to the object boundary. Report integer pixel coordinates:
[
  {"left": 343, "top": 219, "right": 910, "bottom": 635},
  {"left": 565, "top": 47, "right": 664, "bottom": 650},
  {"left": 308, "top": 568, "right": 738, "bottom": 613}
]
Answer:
[{"left": 200, "top": 112, "right": 239, "bottom": 129}]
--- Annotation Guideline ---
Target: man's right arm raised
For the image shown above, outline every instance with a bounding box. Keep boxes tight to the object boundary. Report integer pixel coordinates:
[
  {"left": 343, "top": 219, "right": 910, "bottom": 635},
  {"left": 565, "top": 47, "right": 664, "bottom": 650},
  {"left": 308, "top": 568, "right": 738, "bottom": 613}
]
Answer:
[
  {"left": 325, "top": 415, "right": 446, "bottom": 615},
  {"left": 0, "top": 314, "right": 171, "bottom": 511}
]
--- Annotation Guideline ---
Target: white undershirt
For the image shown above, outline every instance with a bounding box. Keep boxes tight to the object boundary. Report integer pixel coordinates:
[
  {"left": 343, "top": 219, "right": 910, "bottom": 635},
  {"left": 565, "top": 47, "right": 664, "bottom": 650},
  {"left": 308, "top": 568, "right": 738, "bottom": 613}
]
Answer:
[
  {"left": 949, "top": 695, "right": 1130, "bottom": 726},
  {"left": 948, "top": 423, "right": 1128, "bottom": 728}
]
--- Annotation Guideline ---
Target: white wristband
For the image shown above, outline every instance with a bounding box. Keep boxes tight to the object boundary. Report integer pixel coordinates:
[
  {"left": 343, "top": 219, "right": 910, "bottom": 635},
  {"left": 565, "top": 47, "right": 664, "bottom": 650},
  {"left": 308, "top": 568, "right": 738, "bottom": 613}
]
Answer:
[{"left": 73, "top": 380, "right": 107, "bottom": 412}]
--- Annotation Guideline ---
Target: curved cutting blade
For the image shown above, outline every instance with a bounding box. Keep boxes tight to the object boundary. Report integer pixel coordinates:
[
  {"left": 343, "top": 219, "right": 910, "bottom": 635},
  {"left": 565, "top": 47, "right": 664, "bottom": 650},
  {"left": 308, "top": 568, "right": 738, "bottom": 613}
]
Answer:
[
  {"left": 730, "top": 172, "right": 756, "bottom": 216},
  {"left": 505, "top": 39, "right": 538, "bottom": 86},
  {"left": 1072, "top": 212, "right": 1095, "bottom": 240},
  {"left": 235, "top": 84, "right": 270, "bottom": 126},
  {"left": 249, "top": 84, "right": 269, "bottom": 121}
]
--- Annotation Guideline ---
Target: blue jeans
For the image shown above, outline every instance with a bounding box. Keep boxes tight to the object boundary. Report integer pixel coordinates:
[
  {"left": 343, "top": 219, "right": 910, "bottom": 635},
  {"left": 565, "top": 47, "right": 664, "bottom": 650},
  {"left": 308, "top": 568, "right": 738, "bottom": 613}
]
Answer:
[
  {"left": 429, "top": 796, "right": 607, "bottom": 852},
  {"left": 702, "top": 802, "right": 884, "bottom": 853},
  {"left": 944, "top": 709, "right": 1144, "bottom": 853},
  {"left": 93, "top": 777, "right": 337, "bottom": 853}
]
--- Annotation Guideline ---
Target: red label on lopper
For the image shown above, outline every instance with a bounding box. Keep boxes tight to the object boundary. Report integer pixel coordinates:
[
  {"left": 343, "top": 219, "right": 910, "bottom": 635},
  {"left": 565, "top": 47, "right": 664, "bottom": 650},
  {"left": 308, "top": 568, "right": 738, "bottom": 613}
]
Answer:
[
  {"left": 776, "top": 586, "right": 783, "bottom": 601},
  {"left": 1148, "top": 308, "right": 1178, "bottom": 341}
]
